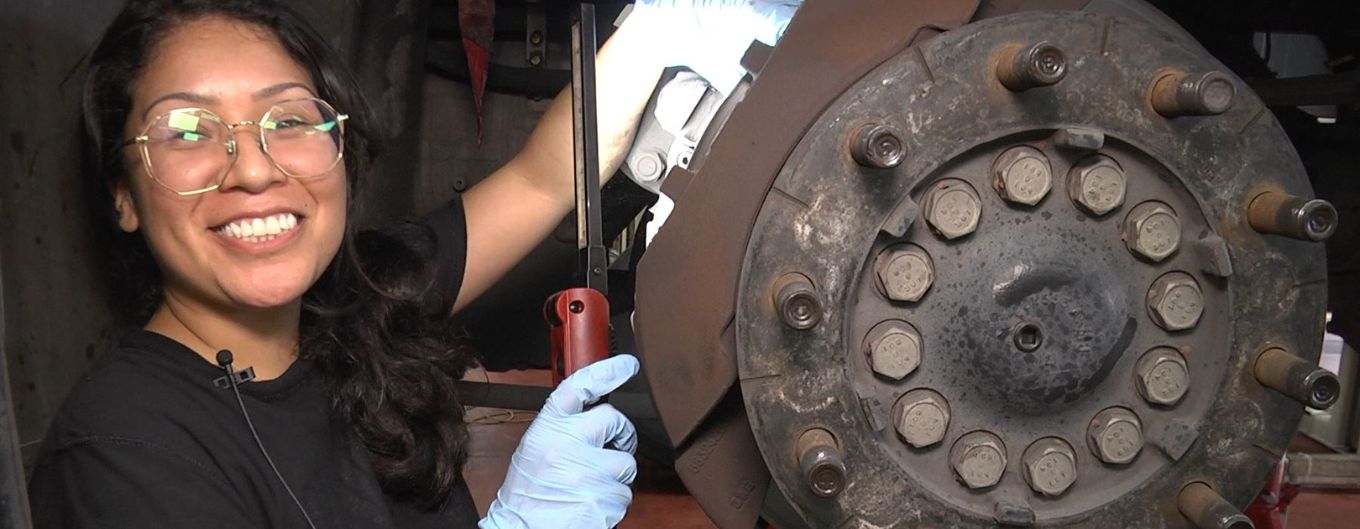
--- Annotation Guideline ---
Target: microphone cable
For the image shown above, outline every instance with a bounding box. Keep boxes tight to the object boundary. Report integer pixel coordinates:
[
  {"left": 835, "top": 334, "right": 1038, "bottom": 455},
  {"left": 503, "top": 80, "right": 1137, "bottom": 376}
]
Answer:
[{"left": 216, "top": 349, "right": 320, "bottom": 529}]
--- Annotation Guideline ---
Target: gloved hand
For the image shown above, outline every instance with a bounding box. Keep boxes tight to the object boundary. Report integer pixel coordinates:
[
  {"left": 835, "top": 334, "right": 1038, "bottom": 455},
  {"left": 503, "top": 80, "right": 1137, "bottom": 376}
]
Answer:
[
  {"left": 479, "top": 355, "right": 641, "bottom": 529},
  {"left": 627, "top": 0, "right": 803, "bottom": 95}
]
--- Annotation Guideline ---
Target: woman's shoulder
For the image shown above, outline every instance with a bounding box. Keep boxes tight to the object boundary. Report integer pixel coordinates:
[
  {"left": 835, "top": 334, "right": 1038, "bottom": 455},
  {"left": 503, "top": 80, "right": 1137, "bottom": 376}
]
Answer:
[{"left": 41, "top": 330, "right": 228, "bottom": 452}]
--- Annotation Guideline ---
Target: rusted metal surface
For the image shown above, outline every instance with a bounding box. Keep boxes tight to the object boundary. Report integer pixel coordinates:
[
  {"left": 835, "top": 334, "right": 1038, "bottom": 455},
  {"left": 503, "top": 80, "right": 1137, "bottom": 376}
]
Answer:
[
  {"left": 728, "top": 6, "right": 1323, "bottom": 529},
  {"left": 633, "top": 0, "right": 981, "bottom": 447}
]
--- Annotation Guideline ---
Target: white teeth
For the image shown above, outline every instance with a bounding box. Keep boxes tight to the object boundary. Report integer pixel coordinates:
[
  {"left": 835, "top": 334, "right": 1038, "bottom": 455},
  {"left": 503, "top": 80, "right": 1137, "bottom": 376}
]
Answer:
[{"left": 217, "top": 213, "right": 299, "bottom": 242}]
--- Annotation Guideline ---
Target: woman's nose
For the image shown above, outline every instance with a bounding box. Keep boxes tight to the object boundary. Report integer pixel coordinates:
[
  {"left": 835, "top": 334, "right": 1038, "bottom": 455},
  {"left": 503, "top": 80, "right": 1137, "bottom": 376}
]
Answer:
[{"left": 220, "top": 127, "right": 287, "bottom": 193}]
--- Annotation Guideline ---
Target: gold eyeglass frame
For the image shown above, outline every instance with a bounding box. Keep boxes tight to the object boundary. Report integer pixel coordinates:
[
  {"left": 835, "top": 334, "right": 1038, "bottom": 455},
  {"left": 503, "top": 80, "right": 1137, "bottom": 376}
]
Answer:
[{"left": 120, "top": 97, "right": 349, "bottom": 196}]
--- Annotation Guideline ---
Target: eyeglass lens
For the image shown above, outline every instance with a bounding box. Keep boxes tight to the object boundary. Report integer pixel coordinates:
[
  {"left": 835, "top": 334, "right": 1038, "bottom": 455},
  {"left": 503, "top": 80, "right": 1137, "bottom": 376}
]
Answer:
[{"left": 142, "top": 98, "right": 343, "bottom": 193}]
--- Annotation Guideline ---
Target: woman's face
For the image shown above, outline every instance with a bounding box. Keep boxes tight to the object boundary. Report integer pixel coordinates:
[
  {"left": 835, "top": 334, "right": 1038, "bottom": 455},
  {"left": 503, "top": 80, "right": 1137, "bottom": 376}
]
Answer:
[{"left": 117, "top": 16, "right": 347, "bottom": 312}]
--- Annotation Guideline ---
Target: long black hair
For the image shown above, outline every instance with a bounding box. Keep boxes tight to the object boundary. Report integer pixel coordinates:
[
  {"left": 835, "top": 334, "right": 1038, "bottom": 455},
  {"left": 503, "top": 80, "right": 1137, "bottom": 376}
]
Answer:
[{"left": 84, "top": 0, "right": 475, "bottom": 508}]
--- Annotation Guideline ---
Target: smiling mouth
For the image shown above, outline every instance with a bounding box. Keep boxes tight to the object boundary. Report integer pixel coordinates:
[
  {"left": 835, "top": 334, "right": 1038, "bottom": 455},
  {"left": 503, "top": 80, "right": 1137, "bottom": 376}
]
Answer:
[{"left": 214, "top": 213, "right": 301, "bottom": 244}]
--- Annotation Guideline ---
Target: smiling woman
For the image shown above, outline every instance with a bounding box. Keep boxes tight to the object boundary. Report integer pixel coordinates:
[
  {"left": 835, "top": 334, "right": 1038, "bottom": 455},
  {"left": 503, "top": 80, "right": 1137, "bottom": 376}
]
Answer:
[{"left": 22, "top": 0, "right": 672, "bottom": 527}]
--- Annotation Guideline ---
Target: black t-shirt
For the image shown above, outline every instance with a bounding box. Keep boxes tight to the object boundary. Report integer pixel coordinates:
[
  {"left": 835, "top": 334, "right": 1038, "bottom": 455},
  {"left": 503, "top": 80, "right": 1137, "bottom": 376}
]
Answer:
[{"left": 28, "top": 198, "right": 477, "bottom": 528}]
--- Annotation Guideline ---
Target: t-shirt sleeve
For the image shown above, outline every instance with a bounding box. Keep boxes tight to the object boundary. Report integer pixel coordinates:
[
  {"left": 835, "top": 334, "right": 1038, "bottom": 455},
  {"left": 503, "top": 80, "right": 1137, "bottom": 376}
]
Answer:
[
  {"left": 419, "top": 195, "right": 469, "bottom": 315},
  {"left": 28, "top": 438, "right": 263, "bottom": 529}
]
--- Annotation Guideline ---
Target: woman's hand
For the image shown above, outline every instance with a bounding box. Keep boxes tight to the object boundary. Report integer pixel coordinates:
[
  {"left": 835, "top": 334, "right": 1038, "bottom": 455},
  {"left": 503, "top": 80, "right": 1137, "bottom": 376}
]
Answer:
[{"left": 479, "top": 355, "right": 640, "bottom": 529}]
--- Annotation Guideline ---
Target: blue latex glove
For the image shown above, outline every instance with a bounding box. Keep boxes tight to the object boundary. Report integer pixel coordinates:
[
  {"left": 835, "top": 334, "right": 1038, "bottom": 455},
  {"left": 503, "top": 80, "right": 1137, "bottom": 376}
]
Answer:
[
  {"left": 479, "top": 355, "right": 641, "bottom": 529},
  {"left": 628, "top": 0, "right": 803, "bottom": 95}
]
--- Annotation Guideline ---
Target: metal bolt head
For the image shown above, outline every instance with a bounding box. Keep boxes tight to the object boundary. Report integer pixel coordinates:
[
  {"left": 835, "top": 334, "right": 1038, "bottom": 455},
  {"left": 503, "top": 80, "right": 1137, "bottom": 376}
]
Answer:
[
  {"left": 992, "top": 146, "right": 1052, "bottom": 206},
  {"left": 851, "top": 123, "right": 906, "bottom": 169},
  {"left": 1123, "top": 201, "right": 1182, "bottom": 261},
  {"left": 893, "top": 389, "right": 950, "bottom": 448},
  {"left": 950, "top": 431, "right": 1007, "bottom": 489},
  {"left": 924, "top": 179, "right": 982, "bottom": 240},
  {"left": 773, "top": 273, "right": 822, "bottom": 330},
  {"left": 1136, "top": 347, "right": 1191, "bottom": 406},
  {"left": 1068, "top": 156, "right": 1127, "bottom": 216},
  {"left": 1088, "top": 407, "right": 1143, "bottom": 465},
  {"left": 866, "top": 321, "right": 923, "bottom": 380},
  {"left": 1022, "top": 438, "right": 1077, "bottom": 496},
  {"left": 875, "top": 244, "right": 934, "bottom": 302},
  {"left": 1148, "top": 272, "right": 1204, "bottom": 332},
  {"left": 1181, "top": 71, "right": 1236, "bottom": 115}
]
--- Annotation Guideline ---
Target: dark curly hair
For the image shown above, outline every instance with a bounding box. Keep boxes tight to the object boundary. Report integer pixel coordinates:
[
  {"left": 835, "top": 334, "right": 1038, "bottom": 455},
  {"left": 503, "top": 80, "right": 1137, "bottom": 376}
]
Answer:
[{"left": 83, "top": 0, "right": 475, "bottom": 508}]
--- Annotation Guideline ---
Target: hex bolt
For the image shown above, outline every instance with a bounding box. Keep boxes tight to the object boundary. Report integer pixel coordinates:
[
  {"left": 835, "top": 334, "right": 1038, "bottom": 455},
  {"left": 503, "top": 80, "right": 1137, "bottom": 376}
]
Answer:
[
  {"left": 772, "top": 273, "right": 822, "bottom": 330},
  {"left": 923, "top": 179, "right": 983, "bottom": 240},
  {"left": 630, "top": 151, "right": 666, "bottom": 183},
  {"left": 1147, "top": 272, "right": 1205, "bottom": 332},
  {"left": 875, "top": 244, "right": 934, "bottom": 302},
  {"left": 892, "top": 389, "right": 950, "bottom": 448},
  {"left": 1067, "top": 155, "right": 1127, "bottom": 216},
  {"left": 1087, "top": 407, "right": 1144, "bottom": 465},
  {"left": 865, "top": 321, "right": 923, "bottom": 380},
  {"left": 1254, "top": 347, "right": 1341, "bottom": 409},
  {"left": 1179, "top": 482, "right": 1256, "bottom": 529},
  {"left": 1022, "top": 437, "right": 1078, "bottom": 497},
  {"left": 1123, "top": 201, "right": 1182, "bottom": 262},
  {"left": 850, "top": 123, "right": 906, "bottom": 169},
  {"left": 997, "top": 41, "right": 1068, "bottom": 91},
  {"left": 950, "top": 431, "right": 1007, "bottom": 489},
  {"left": 795, "top": 428, "right": 847, "bottom": 498},
  {"left": 1151, "top": 71, "right": 1237, "bottom": 117},
  {"left": 1247, "top": 191, "right": 1338, "bottom": 242},
  {"left": 992, "top": 146, "right": 1053, "bottom": 206},
  {"left": 1136, "top": 347, "right": 1191, "bottom": 406}
]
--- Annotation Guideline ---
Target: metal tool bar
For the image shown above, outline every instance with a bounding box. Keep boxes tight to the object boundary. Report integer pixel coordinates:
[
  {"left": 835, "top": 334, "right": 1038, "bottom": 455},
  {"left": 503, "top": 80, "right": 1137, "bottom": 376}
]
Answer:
[{"left": 571, "top": 2, "right": 607, "bottom": 296}]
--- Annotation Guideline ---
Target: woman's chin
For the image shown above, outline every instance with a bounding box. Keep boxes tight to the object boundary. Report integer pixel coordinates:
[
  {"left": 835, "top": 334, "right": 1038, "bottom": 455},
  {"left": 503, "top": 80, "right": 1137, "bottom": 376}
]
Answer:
[{"left": 220, "top": 279, "right": 312, "bottom": 310}]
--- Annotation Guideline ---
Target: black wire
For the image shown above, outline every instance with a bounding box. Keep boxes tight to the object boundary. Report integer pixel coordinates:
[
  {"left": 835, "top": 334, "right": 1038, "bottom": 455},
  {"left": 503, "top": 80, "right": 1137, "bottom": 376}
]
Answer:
[{"left": 224, "top": 364, "right": 320, "bottom": 529}]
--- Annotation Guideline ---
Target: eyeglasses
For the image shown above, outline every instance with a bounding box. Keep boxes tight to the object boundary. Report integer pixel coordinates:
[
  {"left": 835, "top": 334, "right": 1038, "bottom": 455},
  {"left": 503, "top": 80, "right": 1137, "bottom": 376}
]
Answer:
[{"left": 121, "top": 97, "right": 348, "bottom": 196}]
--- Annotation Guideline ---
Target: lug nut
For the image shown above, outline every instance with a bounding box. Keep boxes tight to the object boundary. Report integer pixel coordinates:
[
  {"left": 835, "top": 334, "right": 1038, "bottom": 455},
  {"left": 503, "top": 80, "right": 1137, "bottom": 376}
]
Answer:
[
  {"left": 1123, "top": 201, "right": 1182, "bottom": 262},
  {"left": 997, "top": 41, "right": 1068, "bottom": 91},
  {"left": 1179, "top": 482, "right": 1256, "bottom": 529},
  {"left": 893, "top": 389, "right": 950, "bottom": 448},
  {"left": 1088, "top": 407, "right": 1143, "bottom": 465},
  {"left": 923, "top": 179, "right": 982, "bottom": 240},
  {"left": 850, "top": 123, "right": 906, "bottom": 169},
  {"left": 796, "top": 428, "right": 847, "bottom": 498},
  {"left": 1022, "top": 437, "right": 1078, "bottom": 497},
  {"left": 1068, "top": 155, "right": 1127, "bottom": 216},
  {"left": 1136, "top": 347, "right": 1191, "bottom": 406},
  {"left": 1151, "top": 70, "right": 1237, "bottom": 117},
  {"left": 865, "top": 321, "right": 923, "bottom": 380},
  {"left": 1247, "top": 191, "right": 1338, "bottom": 242},
  {"left": 950, "top": 431, "right": 1007, "bottom": 489},
  {"left": 875, "top": 244, "right": 934, "bottom": 302},
  {"left": 992, "top": 146, "right": 1052, "bottom": 206},
  {"left": 773, "top": 273, "right": 822, "bottom": 330},
  {"left": 1147, "top": 272, "right": 1205, "bottom": 332},
  {"left": 1254, "top": 347, "right": 1341, "bottom": 409}
]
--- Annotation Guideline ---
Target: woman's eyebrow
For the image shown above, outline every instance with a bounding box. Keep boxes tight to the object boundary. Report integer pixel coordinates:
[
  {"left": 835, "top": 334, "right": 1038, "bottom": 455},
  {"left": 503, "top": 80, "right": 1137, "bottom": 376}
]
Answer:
[
  {"left": 253, "top": 82, "right": 316, "bottom": 101},
  {"left": 141, "top": 91, "right": 217, "bottom": 120}
]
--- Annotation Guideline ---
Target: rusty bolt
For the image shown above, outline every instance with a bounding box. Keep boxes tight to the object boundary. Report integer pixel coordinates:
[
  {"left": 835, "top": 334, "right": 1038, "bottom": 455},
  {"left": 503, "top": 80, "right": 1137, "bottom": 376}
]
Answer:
[
  {"left": 795, "top": 428, "right": 847, "bottom": 498},
  {"left": 773, "top": 273, "right": 822, "bottom": 330},
  {"left": 992, "top": 146, "right": 1052, "bottom": 206},
  {"left": 1123, "top": 201, "right": 1182, "bottom": 262},
  {"left": 950, "top": 431, "right": 1007, "bottom": 489},
  {"left": 997, "top": 41, "right": 1068, "bottom": 91},
  {"left": 1147, "top": 272, "right": 1204, "bottom": 332},
  {"left": 1068, "top": 156, "right": 1127, "bottom": 216},
  {"left": 865, "top": 321, "right": 923, "bottom": 380},
  {"left": 1136, "top": 347, "right": 1191, "bottom": 406},
  {"left": 1023, "top": 437, "right": 1078, "bottom": 496},
  {"left": 1151, "top": 71, "right": 1236, "bottom": 118},
  {"left": 1088, "top": 407, "right": 1144, "bottom": 465},
  {"left": 850, "top": 123, "right": 906, "bottom": 169},
  {"left": 923, "top": 179, "right": 982, "bottom": 240},
  {"left": 875, "top": 244, "right": 934, "bottom": 302},
  {"left": 893, "top": 389, "right": 950, "bottom": 448}
]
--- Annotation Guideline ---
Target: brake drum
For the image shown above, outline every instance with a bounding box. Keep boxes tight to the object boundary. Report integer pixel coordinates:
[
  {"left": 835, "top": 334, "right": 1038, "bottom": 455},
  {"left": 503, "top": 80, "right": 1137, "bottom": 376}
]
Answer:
[{"left": 635, "top": 3, "right": 1336, "bottom": 529}]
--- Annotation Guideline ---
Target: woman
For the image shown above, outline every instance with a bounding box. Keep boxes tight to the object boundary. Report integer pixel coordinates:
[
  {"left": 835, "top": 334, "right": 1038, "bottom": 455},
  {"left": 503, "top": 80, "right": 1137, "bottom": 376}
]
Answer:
[{"left": 26, "top": 0, "right": 792, "bottom": 527}]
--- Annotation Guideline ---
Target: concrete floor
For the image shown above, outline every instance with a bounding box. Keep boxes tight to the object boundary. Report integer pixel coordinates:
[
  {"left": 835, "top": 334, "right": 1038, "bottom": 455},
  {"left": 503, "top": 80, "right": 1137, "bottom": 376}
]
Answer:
[{"left": 463, "top": 368, "right": 1360, "bottom": 528}]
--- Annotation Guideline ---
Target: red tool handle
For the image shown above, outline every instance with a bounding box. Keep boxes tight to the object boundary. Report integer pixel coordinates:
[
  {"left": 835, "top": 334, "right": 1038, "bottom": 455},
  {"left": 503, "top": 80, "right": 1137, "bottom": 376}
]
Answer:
[{"left": 545, "top": 287, "right": 611, "bottom": 385}]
